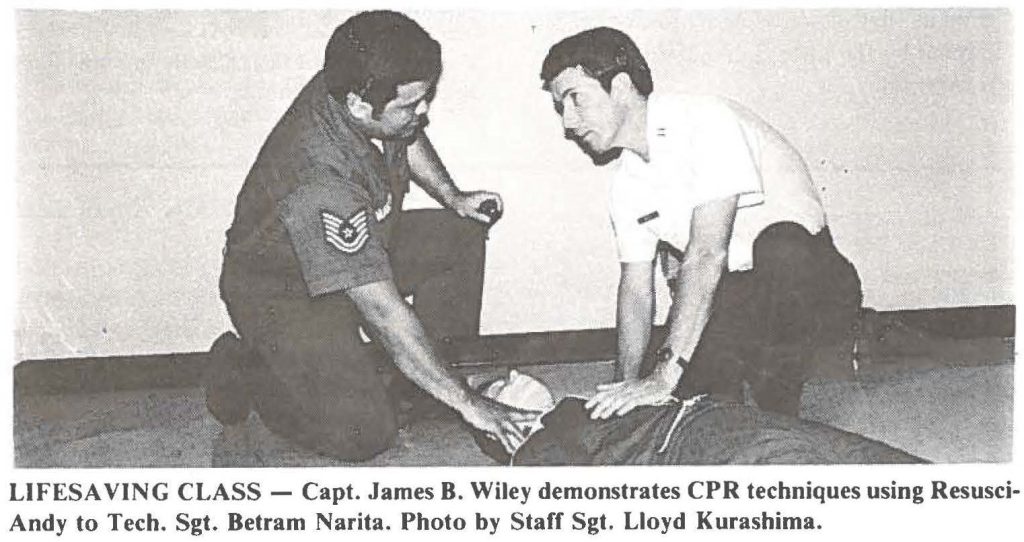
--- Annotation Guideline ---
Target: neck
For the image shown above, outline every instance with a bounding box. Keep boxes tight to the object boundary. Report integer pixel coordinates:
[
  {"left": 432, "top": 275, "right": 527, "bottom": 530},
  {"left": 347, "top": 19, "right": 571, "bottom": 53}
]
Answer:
[{"left": 612, "top": 96, "right": 649, "bottom": 161}]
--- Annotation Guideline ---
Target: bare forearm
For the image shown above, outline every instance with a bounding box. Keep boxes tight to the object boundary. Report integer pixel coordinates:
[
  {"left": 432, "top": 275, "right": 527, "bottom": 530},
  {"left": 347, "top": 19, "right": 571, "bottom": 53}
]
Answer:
[
  {"left": 348, "top": 281, "right": 533, "bottom": 448},
  {"left": 349, "top": 282, "right": 471, "bottom": 411},
  {"left": 382, "top": 328, "right": 471, "bottom": 409},
  {"left": 615, "top": 262, "right": 656, "bottom": 380},
  {"left": 407, "top": 133, "right": 461, "bottom": 208},
  {"left": 665, "top": 250, "right": 727, "bottom": 361},
  {"left": 616, "top": 280, "right": 653, "bottom": 381}
]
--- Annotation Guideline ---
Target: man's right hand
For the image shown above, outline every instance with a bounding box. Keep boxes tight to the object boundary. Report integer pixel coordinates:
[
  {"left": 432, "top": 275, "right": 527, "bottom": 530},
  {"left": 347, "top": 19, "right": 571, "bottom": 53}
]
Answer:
[
  {"left": 458, "top": 395, "right": 540, "bottom": 453},
  {"left": 347, "top": 280, "right": 539, "bottom": 452},
  {"left": 585, "top": 360, "right": 682, "bottom": 420}
]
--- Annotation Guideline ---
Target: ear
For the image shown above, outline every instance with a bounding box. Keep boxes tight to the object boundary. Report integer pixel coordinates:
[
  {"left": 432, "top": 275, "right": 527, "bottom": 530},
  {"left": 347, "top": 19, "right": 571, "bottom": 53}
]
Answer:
[
  {"left": 345, "top": 92, "right": 374, "bottom": 120},
  {"left": 609, "top": 72, "right": 635, "bottom": 98}
]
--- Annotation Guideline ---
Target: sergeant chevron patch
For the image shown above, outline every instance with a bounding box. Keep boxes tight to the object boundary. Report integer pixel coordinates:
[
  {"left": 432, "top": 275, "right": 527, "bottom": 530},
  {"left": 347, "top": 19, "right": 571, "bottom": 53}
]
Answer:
[{"left": 321, "top": 209, "right": 369, "bottom": 253}]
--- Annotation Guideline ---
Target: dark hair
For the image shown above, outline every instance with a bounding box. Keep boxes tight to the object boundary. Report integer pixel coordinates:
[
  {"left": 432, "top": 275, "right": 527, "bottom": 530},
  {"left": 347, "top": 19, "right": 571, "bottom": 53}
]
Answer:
[
  {"left": 540, "top": 27, "right": 653, "bottom": 97},
  {"left": 324, "top": 10, "right": 442, "bottom": 113}
]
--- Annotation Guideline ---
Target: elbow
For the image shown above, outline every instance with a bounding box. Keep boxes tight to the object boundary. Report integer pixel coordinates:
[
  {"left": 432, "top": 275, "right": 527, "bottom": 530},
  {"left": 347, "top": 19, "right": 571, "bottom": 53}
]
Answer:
[
  {"left": 350, "top": 292, "right": 404, "bottom": 331},
  {"left": 684, "top": 246, "right": 729, "bottom": 273},
  {"left": 353, "top": 293, "right": 389, "bottom": 323}
]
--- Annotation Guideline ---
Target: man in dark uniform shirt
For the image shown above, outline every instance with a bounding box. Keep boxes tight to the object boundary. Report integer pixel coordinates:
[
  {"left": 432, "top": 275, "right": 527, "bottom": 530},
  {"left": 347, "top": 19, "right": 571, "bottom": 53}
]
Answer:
[{"left": 205, "top": 10, "right": 535, "bottom": 460}]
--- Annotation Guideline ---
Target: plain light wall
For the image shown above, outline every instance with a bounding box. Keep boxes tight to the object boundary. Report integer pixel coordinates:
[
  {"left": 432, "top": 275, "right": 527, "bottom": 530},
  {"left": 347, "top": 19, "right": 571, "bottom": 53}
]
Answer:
[{"left": 15, "top": 9, "right": 1013, "bottom": 360}]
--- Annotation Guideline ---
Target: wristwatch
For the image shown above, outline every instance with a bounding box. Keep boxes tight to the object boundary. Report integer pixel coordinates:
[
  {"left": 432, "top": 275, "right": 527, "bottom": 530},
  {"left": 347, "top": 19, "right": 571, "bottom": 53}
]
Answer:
[{"left": 656, "top": 346, "right": 689, "bottom": 370}]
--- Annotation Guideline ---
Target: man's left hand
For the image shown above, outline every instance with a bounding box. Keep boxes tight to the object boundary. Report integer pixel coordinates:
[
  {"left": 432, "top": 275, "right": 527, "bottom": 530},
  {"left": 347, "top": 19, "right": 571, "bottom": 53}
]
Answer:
[
  {"left": 585, "top": 362, "right": 683, "bottom": 419},
  {"left": 451, "top": 191, "right": 504, "bottom": 225}
]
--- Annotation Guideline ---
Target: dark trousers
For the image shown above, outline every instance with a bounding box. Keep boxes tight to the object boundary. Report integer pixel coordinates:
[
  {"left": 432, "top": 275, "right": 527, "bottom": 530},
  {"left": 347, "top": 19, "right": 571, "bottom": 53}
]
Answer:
[
  {"left": 670, "top": 222, "right": 863, "bottom": 416},
  {"left": 220, "top": 209, "right": 487, "bottom": 461}
]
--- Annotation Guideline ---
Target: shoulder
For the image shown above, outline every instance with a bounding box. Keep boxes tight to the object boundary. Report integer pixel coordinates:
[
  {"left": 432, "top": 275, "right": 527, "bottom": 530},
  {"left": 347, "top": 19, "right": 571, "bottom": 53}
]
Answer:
[
  {"left": 647, "top": 94, "right": 747, "bottom": 147},
  {"left": 263, "top": 72, "right": 350, "bottom": 152},
  {"left": 672, "top": 94, "right": 743, "bottom": 127}
]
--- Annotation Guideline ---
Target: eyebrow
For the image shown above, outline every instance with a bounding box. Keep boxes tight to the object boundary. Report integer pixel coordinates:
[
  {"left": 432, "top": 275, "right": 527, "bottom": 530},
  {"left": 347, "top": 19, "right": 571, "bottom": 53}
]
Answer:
[
  {"left": 396, "top": 88, "right": 431, "bottom": 106},
  {"left": 557, "top": 86, "right": 576, "bottom": 100},
  {"left": 397, "top": 96, "right": 424, "bottom": 107}
]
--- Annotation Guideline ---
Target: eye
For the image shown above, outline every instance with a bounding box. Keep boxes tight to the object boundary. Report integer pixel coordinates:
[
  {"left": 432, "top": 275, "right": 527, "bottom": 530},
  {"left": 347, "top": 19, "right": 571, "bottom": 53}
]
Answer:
[{"left": 553, "top": 101, "right": 564, "bottom": 115}]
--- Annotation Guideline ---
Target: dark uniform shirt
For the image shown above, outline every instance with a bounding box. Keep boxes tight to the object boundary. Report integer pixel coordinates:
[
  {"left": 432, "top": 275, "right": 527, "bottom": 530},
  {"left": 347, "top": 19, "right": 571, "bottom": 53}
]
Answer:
[
  {"left": 224, "top": 71, "right": 412, "bottom": 297},
  {"left": 475, "top": 397, "right": 925, "bottom": 465}
]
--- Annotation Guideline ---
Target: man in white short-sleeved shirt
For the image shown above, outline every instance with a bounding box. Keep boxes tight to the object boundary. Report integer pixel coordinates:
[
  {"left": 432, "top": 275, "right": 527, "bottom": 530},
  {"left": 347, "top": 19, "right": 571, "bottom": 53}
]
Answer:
[{"left": 541, "top": 27, "right": 862, "bottom": 417}]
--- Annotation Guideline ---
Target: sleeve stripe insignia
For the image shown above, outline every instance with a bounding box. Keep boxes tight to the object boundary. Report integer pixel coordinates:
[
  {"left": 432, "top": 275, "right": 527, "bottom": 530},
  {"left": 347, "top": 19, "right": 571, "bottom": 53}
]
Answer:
[{"left": 321, "top": 209, "right": 370, "bottom": 253}]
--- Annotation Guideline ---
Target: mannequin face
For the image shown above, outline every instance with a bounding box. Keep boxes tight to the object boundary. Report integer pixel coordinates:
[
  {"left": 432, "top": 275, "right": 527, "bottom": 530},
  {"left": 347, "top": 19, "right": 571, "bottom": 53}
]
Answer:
[
  {"left": 483, "top": 369, "right": 556, "bottom": 413},
  {"left": 477, "top": 368, "right": 557, "bottom": 454},
  {"left": 482, "top": 369, "right": 555, "bottom": 449}
]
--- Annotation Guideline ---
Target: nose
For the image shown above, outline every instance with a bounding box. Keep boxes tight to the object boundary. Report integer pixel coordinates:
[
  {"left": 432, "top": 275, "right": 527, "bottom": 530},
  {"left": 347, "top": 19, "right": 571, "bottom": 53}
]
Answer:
[
  {"left": 561, "top": 106, "right": 585, "bottom": 134},
  {"left": 415, "top": 100, "right": 429, "bottom": 116},
  {"left": 561, "top": 106, "right": 580, "bottom": 131}
]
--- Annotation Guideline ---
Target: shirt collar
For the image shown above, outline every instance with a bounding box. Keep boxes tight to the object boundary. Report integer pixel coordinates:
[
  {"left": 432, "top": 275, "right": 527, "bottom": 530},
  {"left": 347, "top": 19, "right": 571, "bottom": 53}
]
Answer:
[{"left": 646, "top": 93, "right": 669, "bottom": 149}]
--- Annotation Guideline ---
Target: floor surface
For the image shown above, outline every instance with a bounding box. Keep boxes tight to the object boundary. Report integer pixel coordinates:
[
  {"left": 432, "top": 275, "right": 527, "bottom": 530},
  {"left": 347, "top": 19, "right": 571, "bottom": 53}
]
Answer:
[{"left": 14, "top": 359, "right": 1013, "bottom": 467}]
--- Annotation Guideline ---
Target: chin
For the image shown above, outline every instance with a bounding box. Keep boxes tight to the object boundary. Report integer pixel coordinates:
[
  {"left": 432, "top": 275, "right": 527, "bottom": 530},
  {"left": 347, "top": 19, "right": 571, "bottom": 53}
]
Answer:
[
  {"left": 574, "top": 140, "right": 621, "bottom": 166},
  {"left": 590, "top": 148, "right": 623, "bottom": 166},
  {"left": 396, "top": 126, "right": 420, "bottom": 140}
]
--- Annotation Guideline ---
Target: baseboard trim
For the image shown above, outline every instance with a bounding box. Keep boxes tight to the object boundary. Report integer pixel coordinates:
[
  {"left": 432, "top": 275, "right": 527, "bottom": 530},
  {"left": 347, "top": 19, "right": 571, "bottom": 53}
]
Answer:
[{"left": 14, "top": 305, "right": 1015, "bottom": 397}]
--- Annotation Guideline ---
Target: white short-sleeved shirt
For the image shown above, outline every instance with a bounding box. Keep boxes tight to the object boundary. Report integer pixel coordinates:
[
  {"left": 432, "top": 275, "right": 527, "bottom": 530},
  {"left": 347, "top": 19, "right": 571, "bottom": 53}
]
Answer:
[{"left": 610, "top": 94, "right": 825, "bottom": 271}]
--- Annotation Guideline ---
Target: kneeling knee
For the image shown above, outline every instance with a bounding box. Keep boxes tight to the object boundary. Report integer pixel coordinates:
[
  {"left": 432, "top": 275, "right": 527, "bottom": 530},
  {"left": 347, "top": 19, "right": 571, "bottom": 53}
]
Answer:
[
  {"left": 455, "top": 217, "right": 487, "bottom": 244},
  {"left": 753, "top": 222, "right": 815, "bottom": 269}
]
